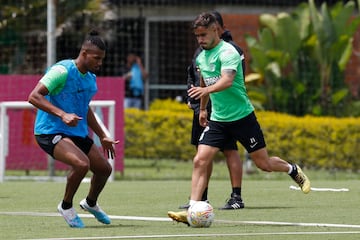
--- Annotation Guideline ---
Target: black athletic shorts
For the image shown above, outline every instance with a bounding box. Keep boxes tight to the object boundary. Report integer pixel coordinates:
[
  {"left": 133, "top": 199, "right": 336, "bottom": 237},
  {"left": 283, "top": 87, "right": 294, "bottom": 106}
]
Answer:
[
  {"left": 198, "top": 111, "right": 266, "bottom": 153},
  {"left": 191, "top": 111, "right": 238, "bottom": 151},
  {"left": 35, "top": 134, "right": 94, "bottom": 158}
]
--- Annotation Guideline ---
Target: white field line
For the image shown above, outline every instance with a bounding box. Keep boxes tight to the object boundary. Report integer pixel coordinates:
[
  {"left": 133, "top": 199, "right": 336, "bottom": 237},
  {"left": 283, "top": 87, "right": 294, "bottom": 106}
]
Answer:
[
  {"left": 2, "top": 211, "right": 360, "bottom": 240},
  {"left": 2, "top": 211, "right": 360, "bottom": 229},
  {"left": 215, "top": 219, "right": 360, "bottom": 228},
  {"left": 0, "top": 211, "right": 171, "bottom": 222},
  {"left": 289, "top": 185, "right": 350, "bottom": 192},
  {"left": 25, "top": 231, "right": 360, "bottom": 240}
]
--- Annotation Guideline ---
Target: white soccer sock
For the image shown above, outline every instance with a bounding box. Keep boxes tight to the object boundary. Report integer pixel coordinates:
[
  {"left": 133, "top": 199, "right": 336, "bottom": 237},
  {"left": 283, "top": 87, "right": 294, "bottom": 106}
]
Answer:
[
  {"left": 189, "top": 200, "right": 197, "bottom": 207},
  {"left": 287, "top": 163, "right": 294, "bottom": 174}
]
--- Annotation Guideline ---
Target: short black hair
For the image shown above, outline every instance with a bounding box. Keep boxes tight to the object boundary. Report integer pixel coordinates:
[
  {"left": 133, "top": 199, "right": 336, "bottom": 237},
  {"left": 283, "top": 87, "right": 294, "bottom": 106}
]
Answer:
[
  {"left": 82, "top": 29, "right": 106, "bottom": 51},
  {"left": 211, "top": 10, "right": 224, "bottom": 27},
  {"left": 192, "top": 12, "right": 217, "bottom": 29}
]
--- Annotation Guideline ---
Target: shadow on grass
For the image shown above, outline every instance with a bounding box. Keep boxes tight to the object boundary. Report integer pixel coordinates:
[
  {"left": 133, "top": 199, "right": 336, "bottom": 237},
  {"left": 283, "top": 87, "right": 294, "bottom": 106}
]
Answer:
[
  {"left": 83, "top": 223, "right": 143, "bottom": 229},
  {"left": 241, "top": 206, "right": 295, "bottom": 210}
]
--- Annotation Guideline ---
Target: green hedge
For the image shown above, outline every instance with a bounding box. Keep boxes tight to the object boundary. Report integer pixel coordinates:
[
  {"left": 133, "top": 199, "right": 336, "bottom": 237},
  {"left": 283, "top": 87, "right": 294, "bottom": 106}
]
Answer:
[{"left": 124, "top": 99, "right": 360, "bottom": 170}]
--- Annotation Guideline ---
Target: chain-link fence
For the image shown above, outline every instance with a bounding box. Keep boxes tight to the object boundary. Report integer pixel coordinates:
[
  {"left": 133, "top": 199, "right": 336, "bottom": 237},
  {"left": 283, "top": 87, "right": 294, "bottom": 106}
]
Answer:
[{"left": 1, "top": 0, "right": 359, "bottom": 112}]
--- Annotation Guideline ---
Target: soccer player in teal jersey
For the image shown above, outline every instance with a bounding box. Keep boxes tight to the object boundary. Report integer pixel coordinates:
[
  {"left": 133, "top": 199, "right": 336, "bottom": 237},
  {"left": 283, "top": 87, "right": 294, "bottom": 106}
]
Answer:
[
  {"left": 28, "top": 30, "right": 119, "bottom": 228},
  {"left": 168, "top": 12, "right": 310, "bottom": 225}
]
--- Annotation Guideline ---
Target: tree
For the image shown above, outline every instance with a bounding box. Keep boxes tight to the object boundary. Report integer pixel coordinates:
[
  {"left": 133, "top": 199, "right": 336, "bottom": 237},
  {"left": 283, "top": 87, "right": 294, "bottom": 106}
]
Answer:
[
  {"left": 245, "top": 0, "right": 360, "bottom": 116},
  {"left": 307, "top": 0, "right": 360, "bottom": 115},
  {"left": 0, "top": 0, "right": 101, "bottom": 74}
]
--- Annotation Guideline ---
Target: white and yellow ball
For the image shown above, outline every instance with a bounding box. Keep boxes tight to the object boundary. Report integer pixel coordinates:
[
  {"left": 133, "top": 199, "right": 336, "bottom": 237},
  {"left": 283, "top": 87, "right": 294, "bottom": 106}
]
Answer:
[{"left": 187, "top": 201, "right": 215, "bottom": 228}]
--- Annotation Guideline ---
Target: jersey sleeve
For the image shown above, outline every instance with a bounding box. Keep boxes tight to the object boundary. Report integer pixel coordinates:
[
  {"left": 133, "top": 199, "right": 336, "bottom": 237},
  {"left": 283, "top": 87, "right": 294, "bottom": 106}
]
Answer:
[
  {"left": 220, "top": 48, "right": 240, "bottom": 72},
  {"left": 39, "top": 65, "right": 68, "bottom": 95}
]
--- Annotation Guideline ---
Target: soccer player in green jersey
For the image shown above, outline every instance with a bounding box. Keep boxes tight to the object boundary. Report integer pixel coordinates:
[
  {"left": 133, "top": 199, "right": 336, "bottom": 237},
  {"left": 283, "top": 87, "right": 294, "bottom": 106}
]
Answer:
[
  {"left": 168, "top": 12, "right": 310, "bottom": 225},
  {"left": 179, "top": 11, "right": 245, "bottom": 211}
]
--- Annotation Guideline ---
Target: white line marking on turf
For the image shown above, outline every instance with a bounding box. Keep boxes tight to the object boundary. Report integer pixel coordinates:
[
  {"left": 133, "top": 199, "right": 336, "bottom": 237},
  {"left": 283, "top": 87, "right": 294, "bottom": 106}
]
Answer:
[
  {"left": 289, "top": 185, "right": 349, "bottom": 192},
  {"left": 0, "top": 212, "right": 171, "bottom": 222},
  {"left": 2, "top": 211, "right": 360, "bottom": 229},
  {"left": 25, "top": 231, "right": 360, "bottom": 240},
  {"left": 216, "top": 219, "right": 360, "bottom": 228}
]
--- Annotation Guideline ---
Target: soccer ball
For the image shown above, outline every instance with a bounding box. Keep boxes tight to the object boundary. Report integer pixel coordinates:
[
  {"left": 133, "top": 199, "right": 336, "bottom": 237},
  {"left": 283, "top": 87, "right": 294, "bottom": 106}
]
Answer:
[{"left": 187, "top": 201, "right": 215, "bottom": 228}]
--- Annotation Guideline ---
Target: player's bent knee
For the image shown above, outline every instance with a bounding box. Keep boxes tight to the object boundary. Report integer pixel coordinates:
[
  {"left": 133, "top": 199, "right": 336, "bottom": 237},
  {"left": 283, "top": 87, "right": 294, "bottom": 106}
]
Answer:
[
  {"left": 103, "top": 162, "right": 112, "bottom": 177},
  {"left": 73, "top": 161, "right": 90, "bottom": 175},
  {"left": 93, "top": 160, "right": 112, "bottom": 177},
  {"left": 193, "top": 156, "right": 210, "bottom": 169}
]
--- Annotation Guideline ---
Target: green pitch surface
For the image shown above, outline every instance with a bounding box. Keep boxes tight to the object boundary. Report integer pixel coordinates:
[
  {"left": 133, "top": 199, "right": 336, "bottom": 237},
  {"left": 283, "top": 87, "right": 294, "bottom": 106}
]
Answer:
[{"left": 1, "top": 179, "right": 359, "bottom": 240}]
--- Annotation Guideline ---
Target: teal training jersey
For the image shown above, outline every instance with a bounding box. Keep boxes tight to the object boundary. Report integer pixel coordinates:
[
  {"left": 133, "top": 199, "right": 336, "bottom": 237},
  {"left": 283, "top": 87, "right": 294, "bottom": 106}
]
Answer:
[
  {"left": 196, "top": 40, "right": 254, "bottom": 122},
  {"left": 34, "top": 59, "right": 97, "bottom": 137}
]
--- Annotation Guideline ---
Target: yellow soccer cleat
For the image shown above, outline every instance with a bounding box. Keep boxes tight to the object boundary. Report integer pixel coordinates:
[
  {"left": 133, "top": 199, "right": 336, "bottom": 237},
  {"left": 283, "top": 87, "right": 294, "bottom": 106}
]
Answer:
[
  {"left": 290, "top": 164, "right": 311, "bottom": 194},
  {"left": 167, "top": 211, "right": 189, "bottom": 226}
]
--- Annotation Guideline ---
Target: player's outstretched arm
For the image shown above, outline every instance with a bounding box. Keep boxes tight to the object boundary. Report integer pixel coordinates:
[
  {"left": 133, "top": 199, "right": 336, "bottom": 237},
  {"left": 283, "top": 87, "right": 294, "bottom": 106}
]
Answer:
[{"left": 87, "top": 108, "right": 119, "bottom": 158}]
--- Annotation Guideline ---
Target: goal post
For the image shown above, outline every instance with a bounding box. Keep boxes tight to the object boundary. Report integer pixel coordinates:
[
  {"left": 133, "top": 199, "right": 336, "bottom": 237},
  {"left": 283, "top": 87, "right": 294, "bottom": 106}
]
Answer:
[{"left": 0, "top": 100, "right": 116, "bottom": 182}]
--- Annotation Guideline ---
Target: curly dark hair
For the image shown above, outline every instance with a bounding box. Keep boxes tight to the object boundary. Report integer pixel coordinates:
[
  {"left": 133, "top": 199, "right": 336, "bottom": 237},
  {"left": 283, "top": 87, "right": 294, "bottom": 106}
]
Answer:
[
  {"left": 83, "top": 29, "right": 106, "bottom": 51},
  {"left": 192, "top": 12, "right": 217, "bottom": 29}
]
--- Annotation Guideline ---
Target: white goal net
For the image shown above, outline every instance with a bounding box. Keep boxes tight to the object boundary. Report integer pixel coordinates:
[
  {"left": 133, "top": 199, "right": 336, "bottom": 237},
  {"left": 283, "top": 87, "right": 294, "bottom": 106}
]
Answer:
[{"left": 0, "top": 100, "right": 116, "bottom": 182}]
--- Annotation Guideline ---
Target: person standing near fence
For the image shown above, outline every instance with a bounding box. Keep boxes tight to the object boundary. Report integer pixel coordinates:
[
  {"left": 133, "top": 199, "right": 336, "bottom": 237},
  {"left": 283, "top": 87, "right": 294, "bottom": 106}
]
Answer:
[
  {"left": 123, "top": 52, "right": 148, "bottom": 109},
  {"left": 168, "top": 12, "right": 310, "bottom": 225},
  {"left": 28, "top": 29, "right": 119, "bottom": 228},
  {"left": 180, "top": 11, "right": 246, "bottom": 210}
]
